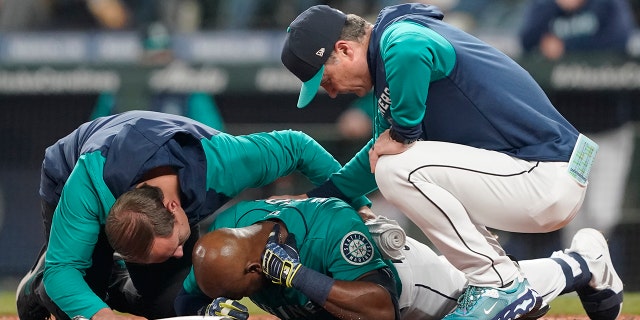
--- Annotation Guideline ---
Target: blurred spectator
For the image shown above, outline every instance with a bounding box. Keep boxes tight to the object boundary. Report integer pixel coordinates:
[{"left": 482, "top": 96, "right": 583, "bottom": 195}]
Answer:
[
  {"left": 506, "top": 0, "right": 637, "bottom": 258},
  {"left": 336, "top": 93, "right": 374, "bottom": 141},
  {"left": 197, "top": 0, "right": 406, "bottom": 31},
  {"left": 36, "top": 0, "right": 130, "bottom": 30},
  {"left": 0, "top": 0, "right": 50, "bottom": 31},
  {"left": 520, "top": 0, "right": 635, "bottom": 56},
  {"left": 0, "top": 0, "right": 200, "bottom": 33},
  {"left": 0, "top": 0, "right": 131, "bottom": 31},
  {"left": 199, "top": 0, "right": 322, "bottom": 30},
  {"left": 84, "top": 0, "right": 130, "bottom": 29},
  {"left": 426, "top": 0, "right": 483, "bottom": 32},
  {"left": 150, "top": 91, "right": 226, "bottom": 131}
]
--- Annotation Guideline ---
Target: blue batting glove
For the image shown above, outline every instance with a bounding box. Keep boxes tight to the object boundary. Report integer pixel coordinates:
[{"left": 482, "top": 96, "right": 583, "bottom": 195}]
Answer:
[
  {"left": 261, "top": 224, "right": 302, "bottom": 287},
  {"left": 203, "top": 297, "right": 249, "bottom": 320}
]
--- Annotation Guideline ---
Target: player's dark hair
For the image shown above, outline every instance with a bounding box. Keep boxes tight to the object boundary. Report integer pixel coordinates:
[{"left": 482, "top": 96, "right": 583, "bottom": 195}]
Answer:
[{"left": 105, "top": 184, "right": 175, "bottom": 262}]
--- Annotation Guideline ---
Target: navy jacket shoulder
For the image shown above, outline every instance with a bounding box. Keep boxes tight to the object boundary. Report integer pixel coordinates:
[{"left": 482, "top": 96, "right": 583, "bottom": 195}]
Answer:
[{"left": 368, "top": 3, "right": 579, "bottom": 161}]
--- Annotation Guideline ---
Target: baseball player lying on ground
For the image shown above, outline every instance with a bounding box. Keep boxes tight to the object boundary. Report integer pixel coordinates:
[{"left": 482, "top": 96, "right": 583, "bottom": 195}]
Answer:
[
  {"left": 16, "top": 110, "right": 373, "bottom": 320},
  {"left": 171, "top": 197, "right": 623, "bottom": 320}
]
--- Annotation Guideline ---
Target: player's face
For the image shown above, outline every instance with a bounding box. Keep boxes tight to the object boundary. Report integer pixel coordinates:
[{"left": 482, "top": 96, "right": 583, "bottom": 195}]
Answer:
[
  {"left": 320, "top": 48, "right": 372, "bottom": 98},
  {"left": 144, "top": 208, "right": 191, "bottom": 264},
  {"left": 215, "top": 259, "right": 271, "bottom": 300}
]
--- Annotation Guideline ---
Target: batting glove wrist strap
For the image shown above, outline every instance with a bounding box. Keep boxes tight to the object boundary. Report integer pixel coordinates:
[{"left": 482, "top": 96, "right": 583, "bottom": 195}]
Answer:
[
  {"left": 203, "top": 297, "right": 249, "bottom": 320},
  {"left": 291, "top": 265, "right": 335, "bottom": 306}
]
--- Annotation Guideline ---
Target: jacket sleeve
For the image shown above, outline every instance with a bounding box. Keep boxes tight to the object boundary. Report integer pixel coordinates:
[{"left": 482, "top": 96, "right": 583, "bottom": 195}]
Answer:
[
  {"left": 175, "top": 275, "right": 212, "bottom": 315},
  {"left": 308, "top": 138, "right": 379, "bottom": 203},
  {"left": 201, "top": 130, "right": 371, "bottom": 208},
  {"left": 43, "top": 152, "right": 115, "bottom": 318}
]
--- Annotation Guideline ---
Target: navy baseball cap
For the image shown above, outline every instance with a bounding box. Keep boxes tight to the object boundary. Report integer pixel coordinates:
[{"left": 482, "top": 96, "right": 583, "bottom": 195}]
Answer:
[{"left": 281, "top": 5, "right": 347, "bottom": 108}]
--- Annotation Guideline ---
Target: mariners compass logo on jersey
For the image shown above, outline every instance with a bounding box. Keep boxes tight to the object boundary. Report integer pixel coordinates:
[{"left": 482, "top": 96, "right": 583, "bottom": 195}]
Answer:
[{"left": 341, "top": 231, "right": 374, "bottom": 265}]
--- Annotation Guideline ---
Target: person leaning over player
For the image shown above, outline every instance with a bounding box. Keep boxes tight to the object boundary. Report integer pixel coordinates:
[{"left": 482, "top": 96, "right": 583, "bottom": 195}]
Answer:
[
  {"left": 277, "top": 4, "right": 604, "bottom": 319},
  {"left": 15, "top": 110, "right": 372, "bottom": 320},
  {"left": 173, "top": 196, "right": 623, "bottom": 320}
]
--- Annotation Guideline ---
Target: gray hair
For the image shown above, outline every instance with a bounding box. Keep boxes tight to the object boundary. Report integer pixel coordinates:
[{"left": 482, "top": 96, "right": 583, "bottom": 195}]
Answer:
[
  {"left": 340, "top": 14, "right": 372, "bottom": 42},
  {"left": 327, "top": 14, "right": 372, "bottom": 64}
]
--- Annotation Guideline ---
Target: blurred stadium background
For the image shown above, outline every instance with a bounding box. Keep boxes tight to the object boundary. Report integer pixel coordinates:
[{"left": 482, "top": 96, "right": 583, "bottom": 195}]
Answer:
[{"left": 1, "top": 0, "right": 640, "bottom": 313}]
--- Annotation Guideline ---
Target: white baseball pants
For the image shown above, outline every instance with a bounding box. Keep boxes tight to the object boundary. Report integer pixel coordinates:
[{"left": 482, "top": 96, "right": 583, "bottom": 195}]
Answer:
[
  {"left": 396, "top": 237, "right": 575, "bottom": 319},
  {"left": 375, "top": 141, "right": 586, "bottom": 286}
]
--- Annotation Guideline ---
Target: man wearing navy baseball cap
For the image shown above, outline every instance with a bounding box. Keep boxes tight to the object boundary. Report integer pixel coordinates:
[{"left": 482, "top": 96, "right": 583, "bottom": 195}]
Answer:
[
  {"left": 281, "top": 5, "right": 346, "bottom": 108},
  {"left": 279, "top": 3, "right": 620, "bottom": 320}
]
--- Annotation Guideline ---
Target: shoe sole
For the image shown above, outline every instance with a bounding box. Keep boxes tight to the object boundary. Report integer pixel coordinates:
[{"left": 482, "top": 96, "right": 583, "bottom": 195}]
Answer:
[
  {"left": 493, "top": 288, "right": 542, "bottom": 320},
  {"left": 520, "top": 303, "right": 550, "bottom": 319}
]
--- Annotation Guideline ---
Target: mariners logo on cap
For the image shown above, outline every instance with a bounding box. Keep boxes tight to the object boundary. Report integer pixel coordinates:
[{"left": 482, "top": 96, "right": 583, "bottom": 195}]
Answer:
[{"left": 341, "top": 231, "right": 374, "bottom": 265}]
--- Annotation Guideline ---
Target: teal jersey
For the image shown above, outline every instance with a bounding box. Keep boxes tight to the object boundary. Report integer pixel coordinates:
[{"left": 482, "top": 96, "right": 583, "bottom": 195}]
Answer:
[
  {"left": 182, "top": 198, "right": 398, "bottom": 319},
  {"left": 42, "top": 111, "right": 370, "bottom": 318},
  {"left": 329, "top": 21, "right": 457, "bottom": 200}
]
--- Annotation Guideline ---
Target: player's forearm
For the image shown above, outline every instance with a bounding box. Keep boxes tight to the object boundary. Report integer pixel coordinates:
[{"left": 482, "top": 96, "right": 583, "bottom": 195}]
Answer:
[
  {"left": 323, "top": 279, "right": 396, "bottom": 320},
  {"left": 318, "top": 139, "right": 379, "bottom": 200},
  {"left": 279, "top": 257, "right": 394, "bottom": 319},
  {"left": 43, "top": 265, "right": 109, "bottom": 318}
]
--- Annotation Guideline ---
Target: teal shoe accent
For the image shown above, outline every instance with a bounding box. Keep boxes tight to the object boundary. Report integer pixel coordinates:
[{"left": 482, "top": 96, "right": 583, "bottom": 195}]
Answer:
[{"left": 443, "top": 276, "right": 542, "bottom": 320}]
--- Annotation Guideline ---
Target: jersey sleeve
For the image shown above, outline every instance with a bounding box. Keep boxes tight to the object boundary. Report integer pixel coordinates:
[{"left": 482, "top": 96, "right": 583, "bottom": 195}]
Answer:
[
  {"left": 201, "top": 130, "right": 370, "bottom": 207},
  {"left": 314, "top": 139, "right": 379, "bottom": 201},
  {"left": 305, "top": 200, "right": 388, "bottom": 281},
  {"left": 380, "top": 21, "right": 455, "bottom": 131},
  {"left": 43, "top": 152, "right": 116, "bottom": 318}
]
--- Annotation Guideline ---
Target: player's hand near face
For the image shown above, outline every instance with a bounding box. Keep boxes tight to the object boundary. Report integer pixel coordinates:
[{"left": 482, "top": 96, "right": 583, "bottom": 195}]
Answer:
[
  {"left": 203, "top": 297, "right": 249, "bottom": 320},
  {"left": 261, "top": 224, "right": 396, "bottom": 320},
  {"left": 369, "top": 129, "right": 415, "bottom": 173},
  {"left": 261, "top": 224, "right": 302, "bottom": 287}
]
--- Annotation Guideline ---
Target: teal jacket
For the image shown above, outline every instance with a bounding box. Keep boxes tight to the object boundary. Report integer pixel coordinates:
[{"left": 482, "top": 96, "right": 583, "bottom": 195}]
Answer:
[{"left": 40, "top": 110, "right": 369, "bottom": 318}]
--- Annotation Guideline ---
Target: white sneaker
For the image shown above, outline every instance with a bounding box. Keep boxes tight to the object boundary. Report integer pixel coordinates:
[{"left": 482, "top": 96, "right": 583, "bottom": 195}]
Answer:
[{"left": 566, "top": 228, "right": 623, "bottom": 320}]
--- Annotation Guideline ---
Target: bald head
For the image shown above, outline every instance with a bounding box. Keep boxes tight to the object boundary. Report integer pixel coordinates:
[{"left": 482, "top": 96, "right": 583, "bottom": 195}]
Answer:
[{"left": 192, "top": 223, "right": 273, "bottom": 299}]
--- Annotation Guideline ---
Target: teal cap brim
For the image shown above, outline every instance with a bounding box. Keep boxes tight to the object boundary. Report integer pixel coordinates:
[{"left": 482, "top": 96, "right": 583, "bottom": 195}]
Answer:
[{"left": 297, "top": 65, "right": 324, "bottom": 108}]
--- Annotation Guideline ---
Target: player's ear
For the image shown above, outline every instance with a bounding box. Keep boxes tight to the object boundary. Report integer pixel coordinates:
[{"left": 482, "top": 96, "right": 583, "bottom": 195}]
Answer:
[
  {"left": 166, "top": 200, "right": 179, "bottom": 213},
  {"left": 247, "top": 261, "right": 262, "bottom": 274},
  {"left": 334, "top": 40, "right": 352, "bottom": 58}
]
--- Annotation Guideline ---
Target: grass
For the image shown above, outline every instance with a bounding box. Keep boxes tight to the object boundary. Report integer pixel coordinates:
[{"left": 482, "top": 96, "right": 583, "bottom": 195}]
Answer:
[
  {"left": 548, "top": 292, "right": 640, "bottom": 315},
  {"left": 2, "top": 291, "right": 639, "bottom": 316}
]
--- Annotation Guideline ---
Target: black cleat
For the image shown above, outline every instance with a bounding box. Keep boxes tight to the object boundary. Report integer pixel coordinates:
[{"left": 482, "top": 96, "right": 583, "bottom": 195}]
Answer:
[{"left": 16, "top": 254, "right": 50, "bottom": 320}]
